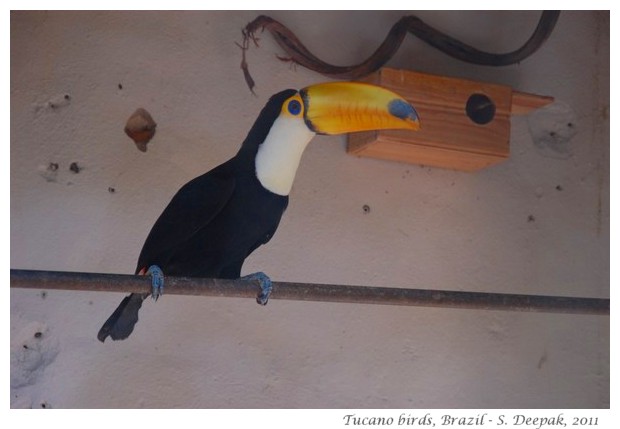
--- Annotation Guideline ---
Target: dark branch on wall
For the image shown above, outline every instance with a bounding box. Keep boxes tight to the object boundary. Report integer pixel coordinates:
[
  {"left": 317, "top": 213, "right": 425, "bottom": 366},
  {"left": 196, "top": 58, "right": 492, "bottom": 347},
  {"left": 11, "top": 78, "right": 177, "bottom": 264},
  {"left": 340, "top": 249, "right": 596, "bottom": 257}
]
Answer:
[{"left": 239, "top": 11, "right": 561, "bottom": 93}]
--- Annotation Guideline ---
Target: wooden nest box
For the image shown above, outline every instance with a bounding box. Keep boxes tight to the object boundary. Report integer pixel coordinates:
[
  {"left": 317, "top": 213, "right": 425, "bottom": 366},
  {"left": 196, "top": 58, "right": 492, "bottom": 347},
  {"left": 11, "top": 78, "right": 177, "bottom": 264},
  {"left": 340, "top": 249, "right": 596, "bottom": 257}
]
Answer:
[{"left": 348, "top": 68, "right": 554, "bottom": 171}]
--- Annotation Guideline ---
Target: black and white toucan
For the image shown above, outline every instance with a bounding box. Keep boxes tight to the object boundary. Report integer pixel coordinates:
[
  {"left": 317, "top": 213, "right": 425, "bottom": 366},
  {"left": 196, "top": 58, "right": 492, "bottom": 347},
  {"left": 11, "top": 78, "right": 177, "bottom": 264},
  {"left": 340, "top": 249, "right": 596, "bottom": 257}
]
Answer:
[{"left": 98, "top": 82, "right": 420, "bottom": 342}]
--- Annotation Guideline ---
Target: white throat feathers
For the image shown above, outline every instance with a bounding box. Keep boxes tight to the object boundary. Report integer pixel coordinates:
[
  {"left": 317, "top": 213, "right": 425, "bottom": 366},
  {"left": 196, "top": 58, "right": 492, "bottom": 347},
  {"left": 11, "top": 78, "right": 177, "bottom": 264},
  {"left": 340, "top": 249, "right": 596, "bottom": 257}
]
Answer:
[{"left": 255, "top": 116, "right": 316, "bottom": 196}]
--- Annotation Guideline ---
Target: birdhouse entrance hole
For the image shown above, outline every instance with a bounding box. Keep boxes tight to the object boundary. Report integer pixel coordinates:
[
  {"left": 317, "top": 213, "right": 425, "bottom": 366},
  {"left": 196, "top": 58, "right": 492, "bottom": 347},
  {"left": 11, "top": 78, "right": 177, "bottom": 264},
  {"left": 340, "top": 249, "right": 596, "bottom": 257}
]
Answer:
[{"left": 466, "top": 93, "right": 496, "bottom": 125}]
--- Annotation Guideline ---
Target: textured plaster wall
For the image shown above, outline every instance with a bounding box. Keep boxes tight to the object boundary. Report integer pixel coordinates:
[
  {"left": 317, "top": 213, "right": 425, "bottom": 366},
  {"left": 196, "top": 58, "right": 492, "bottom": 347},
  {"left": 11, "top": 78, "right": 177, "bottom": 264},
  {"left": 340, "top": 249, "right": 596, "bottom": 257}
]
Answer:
[{"left": 10, "top": 11, "right": 609, "bottom": 409}]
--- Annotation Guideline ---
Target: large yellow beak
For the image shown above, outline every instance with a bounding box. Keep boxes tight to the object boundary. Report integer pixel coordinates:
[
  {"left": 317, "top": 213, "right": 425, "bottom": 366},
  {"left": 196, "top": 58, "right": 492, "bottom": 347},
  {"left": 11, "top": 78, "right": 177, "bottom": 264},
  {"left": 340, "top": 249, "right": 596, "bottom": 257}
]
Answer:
[{"left": 300, "top": 82, "right": 420, "bottom": 135}]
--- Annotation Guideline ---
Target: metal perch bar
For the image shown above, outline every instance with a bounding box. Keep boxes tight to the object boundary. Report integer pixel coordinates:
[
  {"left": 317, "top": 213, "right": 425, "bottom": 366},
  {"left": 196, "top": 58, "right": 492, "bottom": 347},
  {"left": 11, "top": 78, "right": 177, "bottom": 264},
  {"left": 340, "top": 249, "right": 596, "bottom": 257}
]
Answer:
[{"left": 10, "top": 269, "right": 609, "bottom": 316}]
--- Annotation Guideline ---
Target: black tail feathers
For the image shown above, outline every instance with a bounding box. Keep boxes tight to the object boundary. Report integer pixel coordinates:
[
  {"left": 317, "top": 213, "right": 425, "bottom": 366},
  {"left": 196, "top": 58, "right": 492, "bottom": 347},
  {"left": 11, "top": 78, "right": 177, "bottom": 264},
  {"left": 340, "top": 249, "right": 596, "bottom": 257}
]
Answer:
[{"left": 97, "top": 293, "right": 148, "bottom": 342}]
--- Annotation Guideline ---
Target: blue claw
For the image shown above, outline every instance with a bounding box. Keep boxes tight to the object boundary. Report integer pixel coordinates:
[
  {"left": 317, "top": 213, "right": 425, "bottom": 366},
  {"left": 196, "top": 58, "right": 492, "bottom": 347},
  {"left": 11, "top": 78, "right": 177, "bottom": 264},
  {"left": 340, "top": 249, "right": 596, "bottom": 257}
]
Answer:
[
  {"left": 242, "top": 272, "right": 272, "bottom": 305},
  {"left": 147, "top": 265, "right": 165, "bottom": 301}
]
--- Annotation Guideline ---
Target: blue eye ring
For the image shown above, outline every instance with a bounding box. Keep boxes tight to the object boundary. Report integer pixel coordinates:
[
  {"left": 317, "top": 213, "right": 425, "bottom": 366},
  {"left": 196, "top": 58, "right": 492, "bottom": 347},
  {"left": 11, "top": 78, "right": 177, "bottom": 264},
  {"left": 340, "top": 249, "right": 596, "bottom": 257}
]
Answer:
[{"left": 288, "top": 99, "right": 302, "bottom": 116}]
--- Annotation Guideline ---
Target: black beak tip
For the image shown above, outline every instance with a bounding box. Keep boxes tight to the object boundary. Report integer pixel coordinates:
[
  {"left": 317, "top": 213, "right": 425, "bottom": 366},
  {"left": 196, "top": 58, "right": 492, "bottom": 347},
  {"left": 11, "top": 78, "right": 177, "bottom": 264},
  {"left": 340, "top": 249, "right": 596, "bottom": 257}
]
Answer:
[{"left": 388, "top": 99, "right": 420, "bottom": 122}]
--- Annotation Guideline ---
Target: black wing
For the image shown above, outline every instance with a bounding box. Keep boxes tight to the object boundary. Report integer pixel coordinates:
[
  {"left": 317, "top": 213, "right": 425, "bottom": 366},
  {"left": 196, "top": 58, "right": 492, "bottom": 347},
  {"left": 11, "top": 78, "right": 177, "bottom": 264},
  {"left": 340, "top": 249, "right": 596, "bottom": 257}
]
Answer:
[{"left": 135, "top": 164, "right": 236, "bottom": 273}]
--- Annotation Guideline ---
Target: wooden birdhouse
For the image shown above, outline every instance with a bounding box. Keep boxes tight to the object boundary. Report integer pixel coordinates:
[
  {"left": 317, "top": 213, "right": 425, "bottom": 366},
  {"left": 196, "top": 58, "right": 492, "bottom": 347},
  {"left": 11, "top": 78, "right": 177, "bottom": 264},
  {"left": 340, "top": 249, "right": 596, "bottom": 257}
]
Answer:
[{"left": 348, "top": 68, "right": 553, "bottom": 171}]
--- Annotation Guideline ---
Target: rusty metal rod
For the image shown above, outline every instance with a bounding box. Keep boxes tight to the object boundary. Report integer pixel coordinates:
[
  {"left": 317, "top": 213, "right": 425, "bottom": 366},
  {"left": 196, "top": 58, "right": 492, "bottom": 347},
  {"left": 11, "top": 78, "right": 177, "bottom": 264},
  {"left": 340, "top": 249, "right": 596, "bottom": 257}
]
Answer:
[{"left": 10, "top": 269, "right": 609, "bottom": 315}]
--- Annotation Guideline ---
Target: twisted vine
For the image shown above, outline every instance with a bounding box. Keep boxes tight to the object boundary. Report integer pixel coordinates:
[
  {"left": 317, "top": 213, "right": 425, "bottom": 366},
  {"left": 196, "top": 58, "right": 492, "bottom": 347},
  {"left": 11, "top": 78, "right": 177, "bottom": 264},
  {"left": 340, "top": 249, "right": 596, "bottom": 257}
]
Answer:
[{"left": 239, "top": 12, "right": 560, "bottom": 93}]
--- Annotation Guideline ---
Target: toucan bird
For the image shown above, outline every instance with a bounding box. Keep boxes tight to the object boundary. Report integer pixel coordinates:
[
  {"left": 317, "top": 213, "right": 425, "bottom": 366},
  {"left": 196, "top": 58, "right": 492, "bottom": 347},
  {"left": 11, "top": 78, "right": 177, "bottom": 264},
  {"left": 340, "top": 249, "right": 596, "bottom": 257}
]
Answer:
[{"left": 97, "top": 82, "right": 420, "bottom": 342}]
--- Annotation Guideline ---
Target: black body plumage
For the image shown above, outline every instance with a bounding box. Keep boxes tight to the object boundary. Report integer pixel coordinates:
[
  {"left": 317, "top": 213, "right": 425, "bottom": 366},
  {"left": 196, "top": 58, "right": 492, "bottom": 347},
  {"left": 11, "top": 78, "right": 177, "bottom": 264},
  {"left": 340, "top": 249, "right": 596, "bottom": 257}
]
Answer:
[{"left": 97, "top": 90, "right": 297, "bottom": 342}]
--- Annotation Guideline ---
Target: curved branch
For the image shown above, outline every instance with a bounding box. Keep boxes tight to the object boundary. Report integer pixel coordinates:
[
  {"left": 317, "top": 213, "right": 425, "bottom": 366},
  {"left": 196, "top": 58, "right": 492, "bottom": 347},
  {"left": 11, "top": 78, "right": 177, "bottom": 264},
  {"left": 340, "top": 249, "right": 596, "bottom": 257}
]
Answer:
[{"left": 239, "top": 12, "right": 561, "bottom": 91}]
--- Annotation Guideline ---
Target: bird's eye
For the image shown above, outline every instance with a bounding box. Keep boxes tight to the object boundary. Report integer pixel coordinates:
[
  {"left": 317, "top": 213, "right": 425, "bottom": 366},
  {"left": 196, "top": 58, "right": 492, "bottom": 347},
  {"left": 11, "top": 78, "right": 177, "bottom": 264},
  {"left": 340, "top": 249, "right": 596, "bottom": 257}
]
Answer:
[{"left": 287, "top": 99, "right": 302, "bottom": 116}]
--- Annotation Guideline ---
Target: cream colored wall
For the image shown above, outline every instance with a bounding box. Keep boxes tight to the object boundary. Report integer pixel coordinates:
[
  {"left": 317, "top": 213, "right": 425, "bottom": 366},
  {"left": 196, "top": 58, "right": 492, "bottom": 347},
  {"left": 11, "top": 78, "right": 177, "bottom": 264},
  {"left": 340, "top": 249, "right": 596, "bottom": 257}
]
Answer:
[{"left": 10, "top": 11, "right": 609, "bottom": 408}]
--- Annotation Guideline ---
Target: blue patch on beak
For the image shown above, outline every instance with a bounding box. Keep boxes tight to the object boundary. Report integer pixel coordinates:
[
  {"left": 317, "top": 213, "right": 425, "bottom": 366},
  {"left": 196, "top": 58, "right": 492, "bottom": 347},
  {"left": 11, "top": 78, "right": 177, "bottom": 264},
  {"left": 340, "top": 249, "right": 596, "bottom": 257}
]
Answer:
[{"left": 388, "top": 99, "right": 420, "bottom": 122}]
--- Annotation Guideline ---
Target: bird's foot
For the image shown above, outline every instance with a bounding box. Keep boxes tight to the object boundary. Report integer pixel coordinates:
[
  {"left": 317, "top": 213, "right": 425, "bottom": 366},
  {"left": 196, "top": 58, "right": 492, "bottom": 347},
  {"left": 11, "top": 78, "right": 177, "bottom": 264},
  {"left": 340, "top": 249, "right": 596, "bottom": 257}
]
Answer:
[
  {"left": 241, "top": 272, "right": 272, "bottom": 305},
  {"left": 147, "top": 265, "right": 165, "bottom": 301}
]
